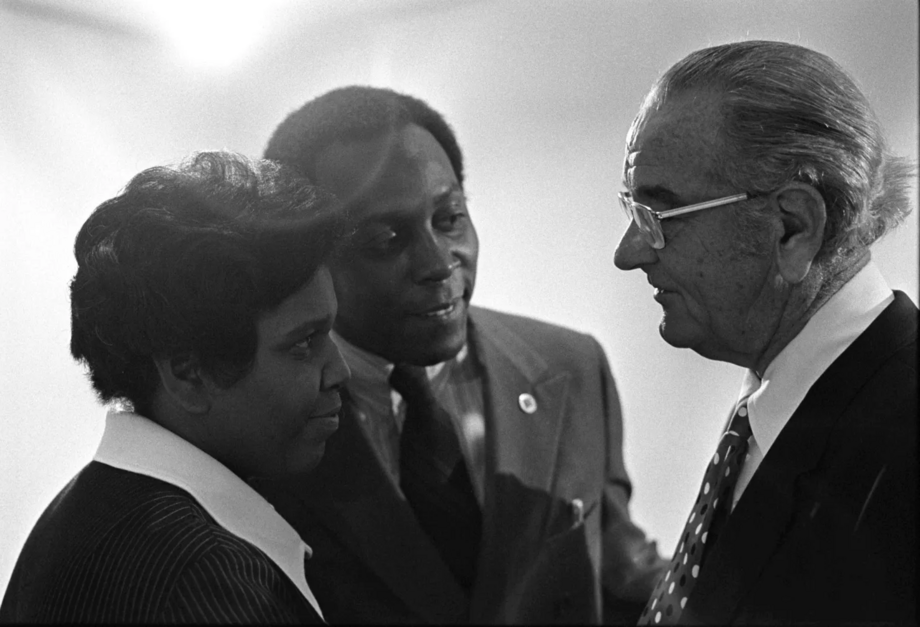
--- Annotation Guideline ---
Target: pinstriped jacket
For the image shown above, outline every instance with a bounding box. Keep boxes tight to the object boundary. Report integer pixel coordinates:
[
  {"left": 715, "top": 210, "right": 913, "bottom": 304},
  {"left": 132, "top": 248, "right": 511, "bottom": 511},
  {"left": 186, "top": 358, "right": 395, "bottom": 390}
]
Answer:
[
  {"left": 1, "top": 413, "right": 324, "bottom": 624},
  {"left": 0, "top": 463, "right": 323, "bottom": 623}
]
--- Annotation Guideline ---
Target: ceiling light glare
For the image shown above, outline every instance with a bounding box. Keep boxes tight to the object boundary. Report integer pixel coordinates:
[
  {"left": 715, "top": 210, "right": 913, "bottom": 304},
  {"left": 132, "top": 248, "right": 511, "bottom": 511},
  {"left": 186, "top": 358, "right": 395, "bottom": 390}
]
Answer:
[{"left": 148, "top": 0, "right": 267, "bottom": 70}]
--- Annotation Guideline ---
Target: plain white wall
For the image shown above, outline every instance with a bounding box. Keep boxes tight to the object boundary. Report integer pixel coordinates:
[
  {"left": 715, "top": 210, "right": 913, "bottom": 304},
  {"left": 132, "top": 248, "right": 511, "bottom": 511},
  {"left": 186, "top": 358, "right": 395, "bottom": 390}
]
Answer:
[{"left": 2, "top": 0, "right": 917, "bottom": 596}]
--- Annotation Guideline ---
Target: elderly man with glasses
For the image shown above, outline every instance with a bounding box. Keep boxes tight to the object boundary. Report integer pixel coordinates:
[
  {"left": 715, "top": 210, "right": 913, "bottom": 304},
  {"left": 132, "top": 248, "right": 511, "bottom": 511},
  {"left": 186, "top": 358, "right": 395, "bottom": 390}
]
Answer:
[{"left": 614, "top": 40, "right": 916, "bottom": 625}]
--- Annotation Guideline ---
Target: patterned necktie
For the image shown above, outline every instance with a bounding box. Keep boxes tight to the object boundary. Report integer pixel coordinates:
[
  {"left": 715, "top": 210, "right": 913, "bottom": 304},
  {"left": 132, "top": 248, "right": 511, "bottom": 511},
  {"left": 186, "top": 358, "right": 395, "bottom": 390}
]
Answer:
[
  {"left": 390, "top": 364, "right": 482, "bottom": 592},
  {"left": 639, "top": 400, "right": 753, "bottom": 625}
]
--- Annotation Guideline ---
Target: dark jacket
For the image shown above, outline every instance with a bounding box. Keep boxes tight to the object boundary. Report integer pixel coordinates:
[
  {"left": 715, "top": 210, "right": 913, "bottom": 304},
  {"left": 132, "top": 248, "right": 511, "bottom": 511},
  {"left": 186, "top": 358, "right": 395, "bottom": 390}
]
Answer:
[
  {"left": 0, "top": 462, "right": 323, "bottom": 624},
  {"left": 253, "top": 306, "right": 665, "bottom": 624},
  {"left": 682, "top": 291, "right": 918, "bottom": 625}
]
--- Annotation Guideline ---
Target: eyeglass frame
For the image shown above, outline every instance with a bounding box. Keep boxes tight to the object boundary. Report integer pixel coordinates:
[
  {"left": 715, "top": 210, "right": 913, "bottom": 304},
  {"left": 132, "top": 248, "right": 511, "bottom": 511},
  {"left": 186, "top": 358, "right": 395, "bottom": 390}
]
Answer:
[{"left": 618, "top": 191, "right": 752, "bottom": 250}]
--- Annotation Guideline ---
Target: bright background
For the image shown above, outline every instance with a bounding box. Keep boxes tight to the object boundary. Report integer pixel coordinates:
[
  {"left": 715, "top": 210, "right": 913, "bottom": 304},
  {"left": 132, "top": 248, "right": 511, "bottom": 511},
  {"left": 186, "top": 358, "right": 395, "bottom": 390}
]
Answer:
[{"left": 2, "top": 0, "right": 917, "bottom": 597}]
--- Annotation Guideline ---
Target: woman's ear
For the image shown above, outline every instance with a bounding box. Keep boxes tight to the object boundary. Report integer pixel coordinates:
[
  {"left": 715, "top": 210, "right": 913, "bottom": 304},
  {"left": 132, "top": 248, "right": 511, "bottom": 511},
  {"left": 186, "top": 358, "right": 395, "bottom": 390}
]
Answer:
[
  {"left": 769, "top": 182, "right": 826, "bottom": 284},
  {"left": 153, "top": 353, "right": 211, "bottom": 414}
]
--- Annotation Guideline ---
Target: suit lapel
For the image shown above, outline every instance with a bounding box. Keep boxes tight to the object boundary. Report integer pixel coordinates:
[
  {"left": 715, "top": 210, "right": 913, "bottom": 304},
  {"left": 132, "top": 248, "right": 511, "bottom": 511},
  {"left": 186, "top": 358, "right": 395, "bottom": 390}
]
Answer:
[
  {"left": 466, "top": 308, "right": 570, "bottom": 617},
  {"left": 255, "top": 392, "right": 468, "bottom": 623},
  {"left": 469, "top": 308, "right": 570, "bottom": 505},
  {"left": 684, "top": 292, "right": 918, "bottom": 624}
]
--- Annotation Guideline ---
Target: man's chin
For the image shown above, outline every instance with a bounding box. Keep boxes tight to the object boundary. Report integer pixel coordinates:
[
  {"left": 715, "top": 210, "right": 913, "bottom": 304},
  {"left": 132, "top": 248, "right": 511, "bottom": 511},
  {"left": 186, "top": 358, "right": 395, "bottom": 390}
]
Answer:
[
  {"left": 338, "top": 309, "right": 470, "bottom": 365},
  {"left": 658, "top": 319, "right": 696, "bottom": 350},
  {"left": 402, "top": 339, "right": 466, "bottom": 366},
  {"left": 395, "top": 325, "right": 467, "bottom": 365},
  {"left": 386, "top": 309, "right": 468, "bottom": 364}
]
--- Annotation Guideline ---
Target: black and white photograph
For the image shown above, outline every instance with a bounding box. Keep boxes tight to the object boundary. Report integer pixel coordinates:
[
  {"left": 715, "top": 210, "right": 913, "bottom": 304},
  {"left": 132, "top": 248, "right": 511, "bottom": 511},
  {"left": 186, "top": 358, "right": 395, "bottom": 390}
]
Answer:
[{"left": 1, "top": 0, "right": 916, "bottom": 623}]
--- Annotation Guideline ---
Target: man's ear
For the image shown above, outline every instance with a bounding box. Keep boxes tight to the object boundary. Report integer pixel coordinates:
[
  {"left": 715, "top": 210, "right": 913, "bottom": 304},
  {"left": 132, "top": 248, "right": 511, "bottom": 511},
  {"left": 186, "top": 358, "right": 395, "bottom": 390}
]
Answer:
[
  {"left": 153, "top": 353, "right": 211, "bottom": 414},
  {"left": 770, "top": 182, "right": 826, "bottom": 284}
]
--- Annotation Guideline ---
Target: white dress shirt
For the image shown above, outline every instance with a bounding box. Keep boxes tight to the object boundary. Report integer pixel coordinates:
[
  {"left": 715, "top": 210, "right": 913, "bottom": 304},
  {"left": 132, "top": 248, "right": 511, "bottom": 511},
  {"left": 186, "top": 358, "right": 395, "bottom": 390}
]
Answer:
[
  {"left": 731, "top": 261, "right": 894, "bottom": 509},
  {"left": 93, "top": 410, "right": 323, "bottom": 618}
]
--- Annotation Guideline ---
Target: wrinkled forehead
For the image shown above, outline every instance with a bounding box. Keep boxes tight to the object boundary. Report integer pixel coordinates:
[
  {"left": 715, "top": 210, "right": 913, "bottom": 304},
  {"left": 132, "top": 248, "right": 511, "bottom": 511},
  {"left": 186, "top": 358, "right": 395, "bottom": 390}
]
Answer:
[{"left": 623, "top": 95, "right": 724, "bottom": 190}]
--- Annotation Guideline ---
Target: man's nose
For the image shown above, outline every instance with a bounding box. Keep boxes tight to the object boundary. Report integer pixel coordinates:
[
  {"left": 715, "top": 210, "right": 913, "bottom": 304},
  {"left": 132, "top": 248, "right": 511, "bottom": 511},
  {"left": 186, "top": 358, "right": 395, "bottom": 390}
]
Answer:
[
  {"left": 614, "top": 220, "right": 657, "bottom": 270},
  {"left": 411, "top": 232, "right": 455, "bottom": 284}
]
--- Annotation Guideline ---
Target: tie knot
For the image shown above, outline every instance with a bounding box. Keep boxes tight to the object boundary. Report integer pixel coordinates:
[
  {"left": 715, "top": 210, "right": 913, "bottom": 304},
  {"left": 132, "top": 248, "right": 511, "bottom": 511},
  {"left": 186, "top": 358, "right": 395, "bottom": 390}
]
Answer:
[{"left": 389, "top": 364, "right": 432, "bottom": 404}]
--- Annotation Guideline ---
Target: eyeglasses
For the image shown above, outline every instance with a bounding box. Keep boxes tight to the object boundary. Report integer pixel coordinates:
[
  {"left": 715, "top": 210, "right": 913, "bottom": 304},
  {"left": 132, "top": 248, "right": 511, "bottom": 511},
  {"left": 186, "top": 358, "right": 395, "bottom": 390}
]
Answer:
[{"left": 618, "top": 191, "right": 751, "bottom": 249}]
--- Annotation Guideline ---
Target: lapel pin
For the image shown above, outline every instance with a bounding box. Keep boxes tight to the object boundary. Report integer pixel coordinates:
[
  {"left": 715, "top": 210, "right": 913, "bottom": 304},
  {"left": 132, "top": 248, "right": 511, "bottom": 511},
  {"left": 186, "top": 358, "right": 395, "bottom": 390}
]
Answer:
[{"left": 518, "top": 393, "right": 537, "bottom": 414}]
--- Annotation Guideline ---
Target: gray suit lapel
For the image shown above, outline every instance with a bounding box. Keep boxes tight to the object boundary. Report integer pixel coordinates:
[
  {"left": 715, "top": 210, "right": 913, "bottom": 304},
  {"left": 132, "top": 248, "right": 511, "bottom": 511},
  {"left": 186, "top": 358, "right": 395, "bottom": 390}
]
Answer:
[
  {"left": 466, "top": 309, "right": 571, "bottom": 618},
  {"left": 469, "top": 308, "right": 570, "bottom": 495}
]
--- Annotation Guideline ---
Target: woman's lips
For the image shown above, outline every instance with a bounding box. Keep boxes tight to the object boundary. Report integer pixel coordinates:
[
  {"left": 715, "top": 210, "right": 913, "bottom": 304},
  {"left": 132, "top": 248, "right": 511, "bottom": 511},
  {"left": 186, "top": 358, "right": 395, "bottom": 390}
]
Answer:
[{"left": 310, "top": 404, "right": 341, "bottom": 420}]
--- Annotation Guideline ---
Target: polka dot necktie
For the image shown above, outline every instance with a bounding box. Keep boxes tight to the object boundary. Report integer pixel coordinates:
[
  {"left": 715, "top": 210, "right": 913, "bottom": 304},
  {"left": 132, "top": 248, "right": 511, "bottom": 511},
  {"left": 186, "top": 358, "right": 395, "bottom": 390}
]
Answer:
[
  {"left": 639, "top": 400, "right": 753, "bottom": 625},
  {"left": 389, "top": 364, "right": 482, "bottom": 593}
]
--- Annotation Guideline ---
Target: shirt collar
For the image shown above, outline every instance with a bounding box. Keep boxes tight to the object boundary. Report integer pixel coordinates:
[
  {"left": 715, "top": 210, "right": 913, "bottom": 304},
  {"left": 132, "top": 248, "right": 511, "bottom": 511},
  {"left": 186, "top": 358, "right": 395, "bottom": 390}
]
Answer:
[
  {"left": 93, "top": 411, "right": 323, "bottom": 619},
  {"left": 331, "top": 332, "right": 469, "bottom": 419},
  {"left": 743, "top": 261, "right": 893, "bottom": 456}
]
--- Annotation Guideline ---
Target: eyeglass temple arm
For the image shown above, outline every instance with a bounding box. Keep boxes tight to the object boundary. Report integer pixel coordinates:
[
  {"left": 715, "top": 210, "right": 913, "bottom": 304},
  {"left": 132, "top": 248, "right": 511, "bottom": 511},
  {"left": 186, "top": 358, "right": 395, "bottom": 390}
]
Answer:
[{"left": 656, "top": 193, "right": 751, "bottom": 219}]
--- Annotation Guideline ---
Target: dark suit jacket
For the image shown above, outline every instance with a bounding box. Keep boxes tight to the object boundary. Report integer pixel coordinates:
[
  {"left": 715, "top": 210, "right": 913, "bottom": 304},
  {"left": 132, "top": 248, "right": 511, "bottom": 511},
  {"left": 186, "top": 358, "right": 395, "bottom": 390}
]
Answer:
[
  {"left": 0, "top": 462, "right": 323, "bottom": 624},
  {"left": 682, "top": 291, "right": 918, "bottom": 625},
  {"left": 253, "top": 306, "right": 664, "bottom": 624}
]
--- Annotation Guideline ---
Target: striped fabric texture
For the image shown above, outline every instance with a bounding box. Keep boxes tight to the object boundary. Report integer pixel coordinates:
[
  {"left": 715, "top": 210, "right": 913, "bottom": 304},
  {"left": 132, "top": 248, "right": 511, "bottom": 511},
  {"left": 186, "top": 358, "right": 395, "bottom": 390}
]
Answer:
[{"left": 0, "top": 462, "right": 322, "bottom": 624}]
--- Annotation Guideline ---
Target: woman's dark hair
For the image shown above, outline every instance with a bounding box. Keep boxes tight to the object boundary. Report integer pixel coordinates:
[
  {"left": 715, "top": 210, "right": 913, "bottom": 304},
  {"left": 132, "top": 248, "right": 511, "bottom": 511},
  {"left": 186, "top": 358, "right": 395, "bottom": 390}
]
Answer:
[{"left": 70, "top": 151, "right": 347, "bottom": 416}]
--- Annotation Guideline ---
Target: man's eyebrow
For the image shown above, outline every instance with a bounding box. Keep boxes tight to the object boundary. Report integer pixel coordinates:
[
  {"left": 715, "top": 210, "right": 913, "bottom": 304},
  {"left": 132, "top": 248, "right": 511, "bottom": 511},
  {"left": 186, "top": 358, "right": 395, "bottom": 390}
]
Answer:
[
  {"left": 355, "top": 214, "right": 400, "bottom": 228},
  {"left": 351, "top": 206, "right": 416, "bottom": 230},
  {"left": 633, "top": 184, "right": 684, "bottom": 205},
  {"left": 433, "top": 183, "right": 465, "bottom": 205}
]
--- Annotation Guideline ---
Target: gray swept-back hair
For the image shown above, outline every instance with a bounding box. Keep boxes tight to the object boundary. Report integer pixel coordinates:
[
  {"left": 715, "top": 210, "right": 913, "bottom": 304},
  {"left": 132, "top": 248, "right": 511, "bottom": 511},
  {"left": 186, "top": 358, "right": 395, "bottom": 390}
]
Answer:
[{"left": 631, "top": 40, "right": 914, "bottom": 266}]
